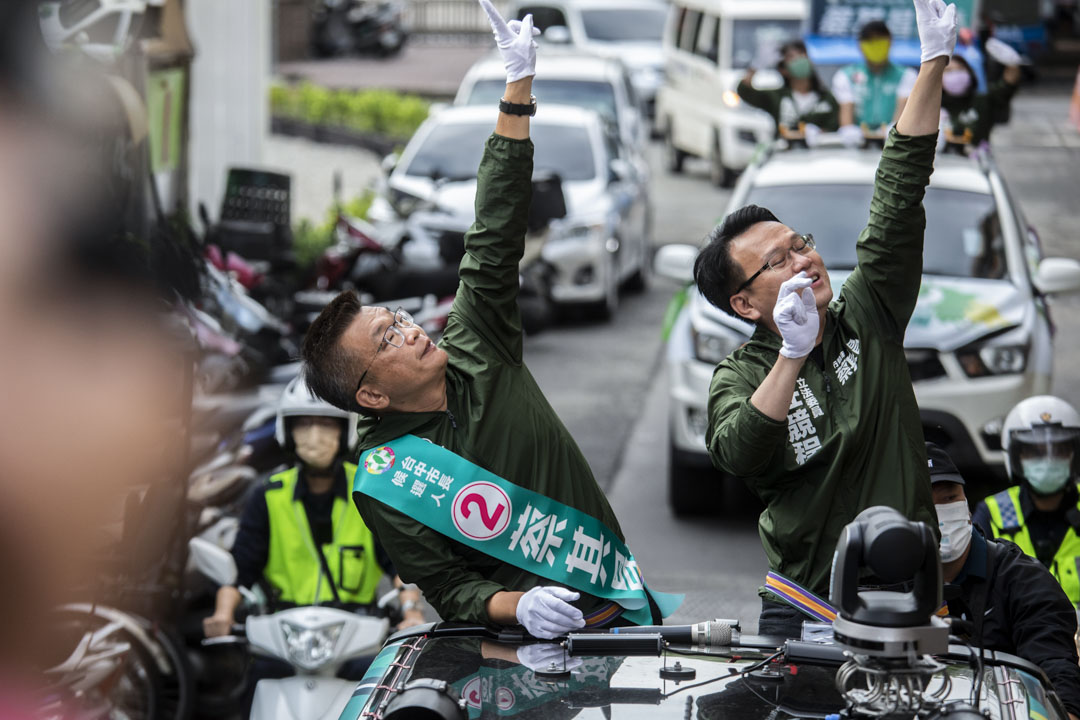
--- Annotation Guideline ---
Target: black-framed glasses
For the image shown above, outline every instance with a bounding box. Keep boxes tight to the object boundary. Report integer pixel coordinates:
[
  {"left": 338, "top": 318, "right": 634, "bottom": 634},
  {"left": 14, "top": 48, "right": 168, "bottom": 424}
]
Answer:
[
  {"left": 355, "top": 308, "right": 414, "bottom": 392},
  {"left": 735, "top": 233, "right": 816, "bottom": 293}
]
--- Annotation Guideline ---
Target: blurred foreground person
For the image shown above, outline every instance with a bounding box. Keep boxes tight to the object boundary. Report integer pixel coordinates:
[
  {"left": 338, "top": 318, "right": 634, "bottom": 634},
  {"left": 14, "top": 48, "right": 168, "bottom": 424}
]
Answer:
[
  {"left": 694, "top": 0, "right": 955, "bottom": 638},
  {"left": 975, "top": 396, "right": 1080, "bottom": 608},
  {"left": 928, "top": 442, "right": 1080, "bottom": 720},
  {"left": 737, "top": 40, "right": 839, "bottom": 145},
  {"left": 0, "top": 0, "right": 202, "bottom": 710}
]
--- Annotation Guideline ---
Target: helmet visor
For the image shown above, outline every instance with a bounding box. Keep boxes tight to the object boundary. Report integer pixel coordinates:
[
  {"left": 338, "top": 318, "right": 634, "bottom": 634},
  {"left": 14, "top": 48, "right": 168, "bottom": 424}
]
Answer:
[{"left": 1011, "top": 424, "right": 1080, "bottom": 461}]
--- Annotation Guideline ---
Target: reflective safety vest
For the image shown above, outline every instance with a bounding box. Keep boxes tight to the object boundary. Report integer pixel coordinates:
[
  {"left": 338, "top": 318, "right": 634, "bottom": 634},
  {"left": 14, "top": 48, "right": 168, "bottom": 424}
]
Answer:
[
  {"left": 841, "top": 62, "right": 909, "bottom": 128},
  {"left": 984, "top": 485, "right": 1080, "bottom": 608},
  {"left": 263, "top": 463, "right": 382, "bottom": 606}
]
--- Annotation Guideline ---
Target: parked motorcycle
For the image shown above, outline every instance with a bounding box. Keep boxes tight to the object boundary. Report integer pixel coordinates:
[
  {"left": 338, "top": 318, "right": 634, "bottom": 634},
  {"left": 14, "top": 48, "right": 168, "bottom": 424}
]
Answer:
[
  {"left": 189, "top": 539, "right": 400, "bottom": 720},
  {"left": 311, "top": 0, "right": 408, "bottom": 58}
]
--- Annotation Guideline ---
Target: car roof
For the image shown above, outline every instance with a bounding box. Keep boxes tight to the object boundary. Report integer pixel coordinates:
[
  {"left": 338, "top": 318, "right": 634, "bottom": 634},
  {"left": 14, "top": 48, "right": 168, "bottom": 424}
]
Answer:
[
  {"left": 748, "top": 148, "right": 993, "bottom": 194},
  {"left": 662, "top": 0, "right": 806, "bottom": 20},
  {"left": 464, "top": 51, "right": 625, "bottom": 83},
  {"left": 425, "top": 103, "right": 602, "bottom": 128},
  {"left": 512, "top": 0, "right": 667, "bottom": 9}
]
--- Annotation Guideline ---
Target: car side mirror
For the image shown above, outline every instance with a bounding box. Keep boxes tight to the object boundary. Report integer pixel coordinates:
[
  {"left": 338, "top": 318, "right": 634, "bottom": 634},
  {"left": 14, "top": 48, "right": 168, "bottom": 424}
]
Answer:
[
  {"left": 654, "top": 243, "right": 698, "bottom": 284},
  {"left": 608, "top": 158, "right": 632, "bottom": 184},
  {"left": 189, "top": 537, "right": 239, "bottom": 587},
  {"left": 543, "top": 25, "right": 571, "bottom": 43},
  {"left": 1034, "top": 257, "right": 1080, "bottom": 295},
  {"left": 381, "top": 152, "right": 400, "bottom": 175}
]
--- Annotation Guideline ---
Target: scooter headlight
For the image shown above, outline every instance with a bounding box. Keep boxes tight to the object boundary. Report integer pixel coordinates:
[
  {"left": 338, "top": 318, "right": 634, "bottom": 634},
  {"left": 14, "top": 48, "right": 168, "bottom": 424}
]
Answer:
[{"left": 281, "top": 621, "right": 344, "bottom": 671}]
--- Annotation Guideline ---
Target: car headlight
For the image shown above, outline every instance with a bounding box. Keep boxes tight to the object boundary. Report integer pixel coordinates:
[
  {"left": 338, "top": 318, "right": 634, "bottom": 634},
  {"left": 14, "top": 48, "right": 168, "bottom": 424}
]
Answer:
[
  {"left": 281, "top": 620, "right": 344, "bottom": 671},
  {"left": 723, "top": 90, "right": 741, "bottom": 108},
  {"left": 955, "top": 343, "right": 1029, "bottom": 377},
  {"left": 692, "top": 326, "right": 741, "bottom": 364}
]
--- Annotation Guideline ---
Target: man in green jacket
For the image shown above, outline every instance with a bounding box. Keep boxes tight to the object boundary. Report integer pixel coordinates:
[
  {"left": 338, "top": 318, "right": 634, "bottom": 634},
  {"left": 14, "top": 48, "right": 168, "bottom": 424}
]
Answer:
[
  {"left": 692, "top": 0, "right": 957, "bottom": 638},
  {"left": 300, "top": 1, "right": 666, "bottom": 639}
]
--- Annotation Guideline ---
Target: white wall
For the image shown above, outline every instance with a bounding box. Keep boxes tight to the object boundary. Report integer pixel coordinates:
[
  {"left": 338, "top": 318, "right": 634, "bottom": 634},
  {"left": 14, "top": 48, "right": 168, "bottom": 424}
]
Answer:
[{"left": 186, "top": 0, "right": 270, "bottom": 222}]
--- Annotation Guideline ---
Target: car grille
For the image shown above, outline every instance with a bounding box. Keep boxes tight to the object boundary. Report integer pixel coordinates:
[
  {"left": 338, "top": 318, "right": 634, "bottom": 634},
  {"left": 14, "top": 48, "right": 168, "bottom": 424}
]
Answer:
[{"left": 905, "top": 349, "right": 946, "bottom": 382}]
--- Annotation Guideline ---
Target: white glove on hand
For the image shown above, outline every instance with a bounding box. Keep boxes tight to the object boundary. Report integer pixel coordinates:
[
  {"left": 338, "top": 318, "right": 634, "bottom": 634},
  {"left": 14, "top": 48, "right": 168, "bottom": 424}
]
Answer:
[
  {"left": 914, "top": 0, "right": 958, "bottom": 64},
  {"left": 803, "top": 123, "right": 822, "bottom": 148},
  {"left": 838, "top": 124, "right": 864, "bottom": 148},
  {"left": 516, "top": 643, "right": 583, "bottom": 672},
  {"left": 751, "top": 42, "right": 782, "bottom": 71},
  {"left": 984, "top": 37, "right": 1024, "bottom": 66},
  {"left": 516, "top": 586, "right": 585, "bottom": 639},
  {"left": 479, "top": 0, "right": 540, "bottom": 84},
  {"left": 773, "top": 271, "right": 819, "bottom": 359}
]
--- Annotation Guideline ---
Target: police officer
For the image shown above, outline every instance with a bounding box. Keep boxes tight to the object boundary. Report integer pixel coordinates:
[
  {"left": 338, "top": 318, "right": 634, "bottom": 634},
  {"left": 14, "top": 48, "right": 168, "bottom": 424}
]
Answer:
[
  {"left": 929, "top": 441, "right": 1080, "bottom": 720},
  {"left": 203, "top": 377, "right": 424, "bottom": 638},
  {"left": 974, "top": 395, "right": 1080, "bottom": 608}
]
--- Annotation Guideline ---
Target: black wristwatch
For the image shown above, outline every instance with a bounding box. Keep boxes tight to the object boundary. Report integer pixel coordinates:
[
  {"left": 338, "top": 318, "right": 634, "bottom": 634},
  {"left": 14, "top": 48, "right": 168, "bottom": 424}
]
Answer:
[{"left": 499, "top": 95, "right": 537, "bottom": 116}]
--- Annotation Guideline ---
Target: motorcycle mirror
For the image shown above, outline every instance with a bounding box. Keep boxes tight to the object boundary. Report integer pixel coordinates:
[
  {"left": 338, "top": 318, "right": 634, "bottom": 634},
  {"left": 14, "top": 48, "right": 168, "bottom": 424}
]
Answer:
[{"left": 189, "top": 537, "right": 239, "bottom": 587}]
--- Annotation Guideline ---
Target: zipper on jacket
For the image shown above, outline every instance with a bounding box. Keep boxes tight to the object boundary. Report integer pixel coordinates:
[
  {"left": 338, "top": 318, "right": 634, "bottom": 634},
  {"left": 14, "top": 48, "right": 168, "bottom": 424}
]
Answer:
[
  {"left": 446, "top": 409, "right": 457, "bottom": 429},
  {"left": 824, "top": 373, "right": 832, "bottom": 394}
]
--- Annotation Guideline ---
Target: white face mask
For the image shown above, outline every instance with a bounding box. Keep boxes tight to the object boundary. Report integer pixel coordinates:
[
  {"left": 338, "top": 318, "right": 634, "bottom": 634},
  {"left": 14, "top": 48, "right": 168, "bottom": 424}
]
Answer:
[
  {"left": 293, "top": 423, "right": 341, "bottom": 470},
  {"left": 936, "top": 500, "right": 972, "bottom": 563},
  {"left": 1021, "top": 457, "right": 1072, "bottom": 495}
]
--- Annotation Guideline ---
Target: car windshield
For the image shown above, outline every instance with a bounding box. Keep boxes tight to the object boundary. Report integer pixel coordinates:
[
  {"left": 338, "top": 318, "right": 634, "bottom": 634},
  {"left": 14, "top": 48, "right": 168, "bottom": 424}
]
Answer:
[
  {"left": 743, "top": 184, "right": 1007, "bottom": 280},
  {"left": 731, "top": 19, "right": 804, "bottom": 69},
  {"left": 404, "top": 121, "right": 596, "bottom": 181},
  {"left": 464, "top": 78, "right": 618, "bottom": 123},
  {"left": 580, "top": 8, "right": 667, "bottom": 41}
]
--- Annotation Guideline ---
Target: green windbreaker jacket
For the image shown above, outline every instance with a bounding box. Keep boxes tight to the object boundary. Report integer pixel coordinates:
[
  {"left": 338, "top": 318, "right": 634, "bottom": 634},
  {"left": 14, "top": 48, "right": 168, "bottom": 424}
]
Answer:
[
  {"left": 352, "top": 134, "right": 627, "bottom": 624},
  {"left": 706, "top": 130, "right": 940, "bottom": 598}
]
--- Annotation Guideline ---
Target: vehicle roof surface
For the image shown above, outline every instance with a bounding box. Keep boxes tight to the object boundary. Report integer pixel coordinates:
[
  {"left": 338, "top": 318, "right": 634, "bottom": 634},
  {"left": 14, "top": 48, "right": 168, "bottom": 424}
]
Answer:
[
  {"left": 660, "top": 0, "right": 805, "bottom": 20},
  {"left": 749, "top": 148, "right": 993, "bottom": 194},
  {"left": 424, "top": 103, "right": 602, "bottom": 127},
  {"left": 464, "top": 51, "right": 626, "bottom": 82},
  {"left": 511, "top": 0, "right": 668, "bottom": 9}
]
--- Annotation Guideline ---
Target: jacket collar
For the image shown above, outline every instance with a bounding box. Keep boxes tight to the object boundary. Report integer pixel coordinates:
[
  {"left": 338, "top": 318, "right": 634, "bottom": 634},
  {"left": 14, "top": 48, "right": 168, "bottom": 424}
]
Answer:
[
  {"left": 955, "top": 527, "right": 988, "bottom": 584},
  {"left": 294, "top": 463, "right": 349, "bottom": 502}
]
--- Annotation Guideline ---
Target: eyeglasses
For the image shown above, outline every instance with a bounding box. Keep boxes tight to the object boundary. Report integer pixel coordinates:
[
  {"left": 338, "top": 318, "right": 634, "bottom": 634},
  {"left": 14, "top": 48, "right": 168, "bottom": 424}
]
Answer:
[
  {"left": 355, "top": 307, "right": 414, "bottom": 392},
  {"left": 735, "top": 233, "right": 816, "bottom": 293}
]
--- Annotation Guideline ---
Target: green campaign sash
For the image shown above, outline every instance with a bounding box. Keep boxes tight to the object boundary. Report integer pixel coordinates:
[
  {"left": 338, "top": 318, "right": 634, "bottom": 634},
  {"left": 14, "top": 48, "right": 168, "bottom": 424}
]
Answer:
[{"left": 356, "top": 435, "right": 682, "bottom": 625}]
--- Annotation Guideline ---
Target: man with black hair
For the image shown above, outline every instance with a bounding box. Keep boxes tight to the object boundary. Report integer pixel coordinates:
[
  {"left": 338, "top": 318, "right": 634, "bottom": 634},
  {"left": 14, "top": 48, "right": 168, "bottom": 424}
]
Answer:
[
  {"left": 300, "top": 0, "right": 675, "bottom": 639},
  {"left": 831, "top": 19, "right": 919, "bottom": 144},
  {"left": 693, "top": 0, "right": 956, "bottom": 638}
]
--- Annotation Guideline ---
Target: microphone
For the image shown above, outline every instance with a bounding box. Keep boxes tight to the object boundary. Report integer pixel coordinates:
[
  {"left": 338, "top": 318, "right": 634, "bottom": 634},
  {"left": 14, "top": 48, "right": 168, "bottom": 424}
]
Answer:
[{"left": 610, "top": 619, "right": 736, "bottom": 647}]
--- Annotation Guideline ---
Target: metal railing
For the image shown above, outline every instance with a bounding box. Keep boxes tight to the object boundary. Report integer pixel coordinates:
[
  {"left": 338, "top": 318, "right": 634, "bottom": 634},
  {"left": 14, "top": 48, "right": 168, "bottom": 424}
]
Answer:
[{"left": 404, "top": 0, "right": 508, "bottom": 40}]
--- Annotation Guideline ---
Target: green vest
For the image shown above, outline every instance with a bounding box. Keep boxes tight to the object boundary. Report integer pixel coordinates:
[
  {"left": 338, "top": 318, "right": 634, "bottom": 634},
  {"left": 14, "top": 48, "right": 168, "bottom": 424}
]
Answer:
[
  {"left": 985, "top": 485, "right": 1080, "bottom": 607},
  {"left": 263, "top": 463, "right": 382, "bottom": 606},
  {"left": 842, "top": 62, "right": 908, "bottom": 128}
]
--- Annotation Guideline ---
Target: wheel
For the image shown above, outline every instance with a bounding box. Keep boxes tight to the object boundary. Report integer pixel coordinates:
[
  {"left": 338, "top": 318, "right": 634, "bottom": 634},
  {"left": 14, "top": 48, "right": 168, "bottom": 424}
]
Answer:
[
  {"left": 709, "top": 132, "right": 735, "bottom": 188},
  {"left": 668, "top": 444, "right": 724, "bottom": 517},
  {"left": 624, "top": 209, "right": 652, "bottom": 294},
  {"left": 664, "top": 121, "right": 686, "bottom": 174},
  {"left": 590, "top": 252, "right": 620, "bottom": 321}
]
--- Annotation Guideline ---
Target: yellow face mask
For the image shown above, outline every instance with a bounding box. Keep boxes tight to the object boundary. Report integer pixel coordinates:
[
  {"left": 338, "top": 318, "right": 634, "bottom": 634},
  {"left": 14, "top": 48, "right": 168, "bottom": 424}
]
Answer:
[{"left": 860, "top": 39, "right": 891, "bottom": 65}]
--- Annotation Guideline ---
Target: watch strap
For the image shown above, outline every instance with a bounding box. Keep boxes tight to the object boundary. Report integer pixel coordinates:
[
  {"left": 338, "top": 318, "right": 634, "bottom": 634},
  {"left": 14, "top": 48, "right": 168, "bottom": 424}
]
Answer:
[{"left": 499, "top": 95, "right": 537, "bottom": 116}]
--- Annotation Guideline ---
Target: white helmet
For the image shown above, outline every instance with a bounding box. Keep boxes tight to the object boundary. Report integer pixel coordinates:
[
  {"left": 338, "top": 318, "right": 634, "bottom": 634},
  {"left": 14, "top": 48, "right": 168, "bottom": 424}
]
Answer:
[
  {"left": 275, "top": 375, "right": 359, "bottom": 451},
  {"left": 1001, "top": 395, "right": 1080, "bottom": 491}
]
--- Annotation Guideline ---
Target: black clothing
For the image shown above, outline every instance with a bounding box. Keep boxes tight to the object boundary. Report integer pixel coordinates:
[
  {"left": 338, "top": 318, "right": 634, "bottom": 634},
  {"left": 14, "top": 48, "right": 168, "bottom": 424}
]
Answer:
[
  {"left": 946, "top": 529, "right": 1080, "bottom": 716},
  {"left": 231, "top": 464, "right": 394, "bottom": 590}
]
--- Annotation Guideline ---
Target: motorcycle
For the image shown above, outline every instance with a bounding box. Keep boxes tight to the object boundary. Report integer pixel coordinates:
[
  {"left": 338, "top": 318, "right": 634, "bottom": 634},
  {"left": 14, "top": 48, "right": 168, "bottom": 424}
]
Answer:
[
  {"left": 188, "top": 538, "right": 399, "bottom": 720},
  {"left": 311, "top": 0, "right": 408, "bottom": 58}
]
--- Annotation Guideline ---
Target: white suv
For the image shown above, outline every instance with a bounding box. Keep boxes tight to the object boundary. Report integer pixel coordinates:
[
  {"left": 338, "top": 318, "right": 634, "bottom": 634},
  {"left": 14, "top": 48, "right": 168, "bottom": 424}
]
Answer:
[{"left": 655, "top": 144, "right": 1080, "bottom": 514}]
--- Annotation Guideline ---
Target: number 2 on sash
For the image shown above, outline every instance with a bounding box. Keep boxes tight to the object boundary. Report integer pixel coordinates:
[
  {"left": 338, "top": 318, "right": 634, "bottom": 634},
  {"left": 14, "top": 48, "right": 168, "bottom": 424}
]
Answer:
[{"left": 461, "top": 493, "right": 506, "bottom": 531}]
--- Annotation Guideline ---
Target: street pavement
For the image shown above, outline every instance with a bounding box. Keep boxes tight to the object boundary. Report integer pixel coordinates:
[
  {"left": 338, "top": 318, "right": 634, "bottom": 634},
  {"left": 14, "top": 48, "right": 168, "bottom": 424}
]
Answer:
[{"left": 264, "top": 67, "right": 1080, "bottom": 631}]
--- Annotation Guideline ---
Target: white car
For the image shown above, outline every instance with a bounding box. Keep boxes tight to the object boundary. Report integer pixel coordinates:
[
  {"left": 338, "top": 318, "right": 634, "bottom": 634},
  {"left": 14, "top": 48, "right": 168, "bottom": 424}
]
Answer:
[
  {"left": 368, "top": 105, "right": 651, "bottom": 319},
  {"left": 454, "top": 50, "right": 648, "bottom": 174},
  {"left": 506, "top": 0, "right": 668, "bottom": 121},
  {"left": 655, "top": 0, "right": 807, "bottom": 186},
  {"left": 655, "top": 144, "right": 1080, "bottom": 514}
]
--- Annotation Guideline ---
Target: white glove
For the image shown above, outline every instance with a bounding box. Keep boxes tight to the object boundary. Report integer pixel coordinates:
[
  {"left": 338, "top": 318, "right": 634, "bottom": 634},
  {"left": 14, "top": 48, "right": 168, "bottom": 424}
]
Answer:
[
  {"left": 773, "top": 272, "right": 819, "bottom": 359},
  {"left": 914, "top": 0, "right": 958, "bottom": 64},
  {"left": 479, "top": 0, "right": 540, "bottom": 84},
  {"left": 516, "top": 643, "right": 583, "bottom": 672},
  {"left": 838, "top": 123, "right": 863, "bottom": 148},
  {"left": 984, "top": 37, "right": 1024, "bottom": 66},
  {"left": 751, "top": 42, "right": 782, "bottom": 71},
  {"left": 515, "top": 586, "right": 585, "bottom": 639},
  {"left": 803, "top": 123, "right": 822, "bottom": 148}
]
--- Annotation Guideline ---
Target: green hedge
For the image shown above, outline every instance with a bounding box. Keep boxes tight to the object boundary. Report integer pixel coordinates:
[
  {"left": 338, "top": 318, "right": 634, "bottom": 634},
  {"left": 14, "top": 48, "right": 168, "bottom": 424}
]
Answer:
[
  {"left": 293, "top": 191, "right": 375, "bottom": 268},
  {"left": 271, "top": 82, "right": 429, "bottom": 140}
]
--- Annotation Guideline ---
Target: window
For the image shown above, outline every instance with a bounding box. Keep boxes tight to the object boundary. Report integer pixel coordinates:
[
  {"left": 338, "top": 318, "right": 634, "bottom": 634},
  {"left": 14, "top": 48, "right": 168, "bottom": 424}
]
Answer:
[
  {"left": 694, "top": 14, "right": 719, "bottom": 63},
  {"left": 517, "top": 5, "right": 567, "bottom": 32},
  {"left": 669, "top": 5, "right": 687, "bottom": 46},
  {"left": 731, "top": 19, "right": 804, "bottom": 69},
  {"left": 580, "top": 8, "right": 668, "bottom": 41},
  {"left": 678, "top": 9, "right": 702, "bottom": 52}
]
